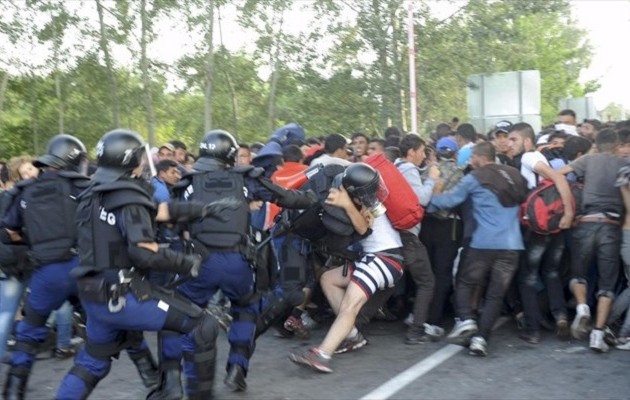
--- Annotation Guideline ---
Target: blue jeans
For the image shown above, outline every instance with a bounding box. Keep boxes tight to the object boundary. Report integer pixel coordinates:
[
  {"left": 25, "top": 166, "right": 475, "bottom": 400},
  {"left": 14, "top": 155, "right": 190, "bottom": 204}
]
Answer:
[
  {"left": 0, "top": 278, "right": 25, "bottom": 361},
  {"left": 47, "top": 301, "right": 74, "bottom": 349}
]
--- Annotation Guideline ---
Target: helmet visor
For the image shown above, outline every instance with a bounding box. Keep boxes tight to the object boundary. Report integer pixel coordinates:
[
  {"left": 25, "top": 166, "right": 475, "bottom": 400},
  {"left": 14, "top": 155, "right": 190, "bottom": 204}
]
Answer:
[{"left": 350, "top": 173, "right": 389, "bottom": 210}]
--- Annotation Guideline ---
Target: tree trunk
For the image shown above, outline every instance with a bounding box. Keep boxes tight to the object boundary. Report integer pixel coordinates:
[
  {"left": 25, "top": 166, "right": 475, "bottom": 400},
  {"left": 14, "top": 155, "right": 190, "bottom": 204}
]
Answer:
[
  {"left": 140, "top": 0, "right": 156, "bottom": 145},
  {"left": 96, "top": 0, "right": 120, "bottom": 128},
  {"left": 389, "top": 3, "right": 403, "bottom": 129},
  {"left": 30, "top": 73, "right": 40, "bottom": 154},
  {"left": 0, "top": 71, "right": 9, "bottom": 127},
  {"left": 52, "top": 22, "right": 64, "bottom": 134},
  {"left": 267, "top": 12, "right": 284, "bottom": 133},
  {"left": 204, "top": 0, "right": 214, "bottom": 132}
]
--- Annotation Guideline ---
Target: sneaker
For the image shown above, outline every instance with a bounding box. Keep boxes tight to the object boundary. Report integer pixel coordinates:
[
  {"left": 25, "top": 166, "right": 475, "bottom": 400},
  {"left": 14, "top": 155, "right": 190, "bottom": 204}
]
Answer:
[
  {"left": 301, "top": 312, "right": 318, "bottom": 330},
  {"left": 52, "top": 347, "right": 76, "bottom": 360},
  {"left": 602, "top": 326, "right": 618, "bottom": 346},
  {"left": 519, "top": 330, "right": 541, "bottom": 344},
  {"left": 405, "top": 327, "right": 429, "bottom": 345},
  {"left": 403, "top": 313, "right": 414, "bottom": 327},
  {"left": 589, "top": 329, "right": 609, "bottom": 353},
  {"left": 423, "top": 323, "right": 445, "bottom": 341},
  {"left": 556, "top": 319, "right": 570, "bottom": 340},
  {"left": 447, "top": 319, "right": 478, "bottom": 346},
  {"left": 571, "top": 304, "right": 591, "bottom": 340},
  {"left": 289, "top": 347, "right": 333, "bottom": 373},
  {"left": 468, "top": 336, "right": 488, "bottom": 357},
  {"left": 334, "top": 332, "right": 368, "bottom": 354},
  {"left": 284, "top": 316, "right": 310, "bottom": 339},
  {"left": 615, "top": 337, "right": 630, "bottom": 351}
]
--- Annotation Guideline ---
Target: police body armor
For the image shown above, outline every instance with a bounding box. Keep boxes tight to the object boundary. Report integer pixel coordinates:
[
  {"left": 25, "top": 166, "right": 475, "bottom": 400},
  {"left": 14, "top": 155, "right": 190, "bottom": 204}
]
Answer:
[
  {"left": 77, "top": 180, "right": 155, "bottom": 274},
  {"left": 21, "top": 171, "right": 90, "bottom": 265},
  {"left": 185, "top": 165, "right": 250, "bottom": 251}
]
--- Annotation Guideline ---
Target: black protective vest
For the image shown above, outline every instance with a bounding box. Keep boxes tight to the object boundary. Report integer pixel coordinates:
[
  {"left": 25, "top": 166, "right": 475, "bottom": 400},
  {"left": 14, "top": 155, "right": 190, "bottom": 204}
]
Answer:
[
  {"left": 186, "top": 168, "right": 250, "bottom": 249},
  {"left": 21, "top": 171, "right": 89, "bottom": 265},
  {"left": 77, "top": 180, "right": 155, "bottom": 273}
]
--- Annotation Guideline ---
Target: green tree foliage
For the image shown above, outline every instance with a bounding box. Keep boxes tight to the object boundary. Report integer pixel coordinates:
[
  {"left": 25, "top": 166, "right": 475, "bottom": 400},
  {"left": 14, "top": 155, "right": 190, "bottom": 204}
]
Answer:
[{"left": 0, "top": 0, "right": 596, "bottom": 159}]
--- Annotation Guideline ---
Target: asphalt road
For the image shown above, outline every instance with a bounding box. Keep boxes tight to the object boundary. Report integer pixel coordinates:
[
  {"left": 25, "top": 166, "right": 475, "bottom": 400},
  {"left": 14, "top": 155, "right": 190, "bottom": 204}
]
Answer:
[{"left": 3, "top": 315, "right": 629, "bottom": 400}]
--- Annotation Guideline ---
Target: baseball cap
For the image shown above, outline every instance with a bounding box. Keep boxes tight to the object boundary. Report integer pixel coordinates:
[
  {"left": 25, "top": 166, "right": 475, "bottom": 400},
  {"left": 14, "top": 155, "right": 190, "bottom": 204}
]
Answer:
[
  {"left": 494, "top": 120, "right": 513, "bottom": 134},
  {"left": 159, "top": 143, "right": 175, "bottom": 152},
  {"left": 436, "top": 137, "right": 459, "bottom": 152}
]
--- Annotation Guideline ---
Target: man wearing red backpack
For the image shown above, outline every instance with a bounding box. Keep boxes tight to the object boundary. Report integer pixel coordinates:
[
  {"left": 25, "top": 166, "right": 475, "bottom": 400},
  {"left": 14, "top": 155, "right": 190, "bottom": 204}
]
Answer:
[{"left": 508, "top": 123, "right": 574, "bottom": 344}]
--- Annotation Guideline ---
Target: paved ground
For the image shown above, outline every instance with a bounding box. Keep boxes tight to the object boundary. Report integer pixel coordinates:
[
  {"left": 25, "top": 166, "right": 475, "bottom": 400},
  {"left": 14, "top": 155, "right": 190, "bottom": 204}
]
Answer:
[{"left": 3, "top": 315, "right": 629, "bottom": 399}]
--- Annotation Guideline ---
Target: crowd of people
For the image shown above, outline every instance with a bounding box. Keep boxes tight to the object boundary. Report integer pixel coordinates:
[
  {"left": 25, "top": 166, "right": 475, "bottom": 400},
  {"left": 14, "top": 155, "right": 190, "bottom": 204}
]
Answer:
[{"left": 0, "top": 108, "right": 629, "bottom": 398}]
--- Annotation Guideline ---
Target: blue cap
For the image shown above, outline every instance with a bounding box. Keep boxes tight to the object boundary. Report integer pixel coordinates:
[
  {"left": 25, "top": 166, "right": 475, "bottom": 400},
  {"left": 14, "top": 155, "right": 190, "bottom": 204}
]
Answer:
[{"left": 436, "top": 137, "right": 459, "bottom": 152}]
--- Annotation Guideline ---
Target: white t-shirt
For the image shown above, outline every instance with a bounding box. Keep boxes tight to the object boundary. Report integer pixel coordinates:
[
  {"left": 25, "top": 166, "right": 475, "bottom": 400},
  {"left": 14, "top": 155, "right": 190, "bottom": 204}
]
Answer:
[
  {"left": 520, "top": 151, "right": 549, "bottom": 189},
  {"left": 360, "top": 213, "right": 402, "bottom": 253}
]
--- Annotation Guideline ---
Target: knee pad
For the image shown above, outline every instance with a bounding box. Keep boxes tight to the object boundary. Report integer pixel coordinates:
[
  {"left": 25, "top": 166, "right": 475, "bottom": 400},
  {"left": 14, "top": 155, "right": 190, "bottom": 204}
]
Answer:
[{"left": 193, "top": 314, "right": 219, "bottom": 349}]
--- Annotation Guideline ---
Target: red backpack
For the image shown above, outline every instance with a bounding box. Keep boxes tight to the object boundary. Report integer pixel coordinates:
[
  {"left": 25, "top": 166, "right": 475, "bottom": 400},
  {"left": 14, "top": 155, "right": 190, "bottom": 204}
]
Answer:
[
  {"left": 364, "top": 153, "right": 424, "bottom": 230},
  {"left": 520, "top": 178, "right": 579, "bottom": 234}
]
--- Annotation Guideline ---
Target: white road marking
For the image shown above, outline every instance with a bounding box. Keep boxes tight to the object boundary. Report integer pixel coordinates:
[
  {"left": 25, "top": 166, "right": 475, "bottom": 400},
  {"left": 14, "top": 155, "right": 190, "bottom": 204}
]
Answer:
[{"left": 360, "top": 317, "right": 510, "bottom": 400}]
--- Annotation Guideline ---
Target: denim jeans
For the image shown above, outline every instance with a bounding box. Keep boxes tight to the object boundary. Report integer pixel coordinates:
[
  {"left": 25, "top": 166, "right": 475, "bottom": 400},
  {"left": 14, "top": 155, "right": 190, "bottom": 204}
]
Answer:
[
  {"left": 518, "top": 231, "right": 567, "bottom": 331},
  {"left": 455, "top": 248, "right": 520, "bottom": 340},
  {"left": 571, "top": 222, "right": 621, "bottom": 297},
  {"left": 0, "top": 277, "right": 25, "bottom": 360},
  {"left": 47, "top": 301, "right": 74, "bottom": 349}
]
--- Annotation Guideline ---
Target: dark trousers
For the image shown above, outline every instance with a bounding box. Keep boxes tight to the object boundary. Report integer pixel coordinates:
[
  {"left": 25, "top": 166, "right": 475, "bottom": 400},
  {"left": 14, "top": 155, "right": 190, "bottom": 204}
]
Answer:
[
  {"left": 400, "top": 231, "right": 434, "bottom": 329},
  {"left": 419, "top": 216, "right": 462, "bottom": 325},
  {"left": 518, "top": 231, "right": 567, "bottom": 331},
  {"left": 455, "top": 249, "right": 520, "bottom": 340}
]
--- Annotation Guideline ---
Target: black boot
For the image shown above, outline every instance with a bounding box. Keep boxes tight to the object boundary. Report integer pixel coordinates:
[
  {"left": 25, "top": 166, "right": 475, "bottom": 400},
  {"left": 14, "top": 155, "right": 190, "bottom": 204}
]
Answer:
[
  {"left": 224, "top": 364, "right": 247, "bottom": 392},
  {"left": 146, "top": 362, "right": 183, "bottom": 400},
  {"left": 185, "top": 348, "right": 216, "bottom": 400},
  {"left": 130, "top": 349, "right": 159, "bottom": 389},
  {"left": 3, "top": 367, "right": 30, "bottom": 400}
]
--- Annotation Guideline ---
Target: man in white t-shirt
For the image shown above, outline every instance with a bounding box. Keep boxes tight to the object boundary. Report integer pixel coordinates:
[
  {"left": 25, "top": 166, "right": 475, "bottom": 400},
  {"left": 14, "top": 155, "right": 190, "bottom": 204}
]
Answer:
[{"left": 507, "top": 122, "right": 574, "bottom": 345}]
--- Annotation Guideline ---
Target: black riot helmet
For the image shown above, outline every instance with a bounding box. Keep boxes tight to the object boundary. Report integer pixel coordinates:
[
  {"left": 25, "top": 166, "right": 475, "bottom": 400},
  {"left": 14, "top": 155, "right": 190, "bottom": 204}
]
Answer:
[
  {"left": 33, "top": 134, "right": 87, "bottom": 172},
  {"left": 199, "top": 130, "right": 238, "bottom": 165},
  {"left": 92, "top": 129, "right": 153, "bottom": 183},
  {"left": 341, "top": 162, "right": 388, "bottom": 214}
]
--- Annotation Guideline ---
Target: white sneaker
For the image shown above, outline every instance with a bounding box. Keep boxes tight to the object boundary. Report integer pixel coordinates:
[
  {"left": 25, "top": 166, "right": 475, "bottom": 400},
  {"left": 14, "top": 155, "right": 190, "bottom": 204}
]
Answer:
[
  {"left": 423, "top": 323, "right": 445, "bottom": 340},
  {"left": 571, "top": 304, "right": 591, "bottom": 340},
  {"left": 404, "top": 313, "right": 414, "bottom": 326},
  {"left": 589, "top": 329, "right": 609, "bottom": 353},
  {"left": 615, "top": 337, "right": 630, "bottom": 351},
  {"left": 447, "top": 319, "right": 478, "bottom": 346},
  {"left": 469, "top": 336, "right": 488, "bottom": 356}
]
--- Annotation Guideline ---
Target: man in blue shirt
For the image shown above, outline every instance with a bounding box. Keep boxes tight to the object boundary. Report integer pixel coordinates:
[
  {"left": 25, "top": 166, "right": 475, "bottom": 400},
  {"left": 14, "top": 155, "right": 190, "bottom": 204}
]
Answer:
[{"left": 427, "top": 142, "right": 528, "bottom": 356}]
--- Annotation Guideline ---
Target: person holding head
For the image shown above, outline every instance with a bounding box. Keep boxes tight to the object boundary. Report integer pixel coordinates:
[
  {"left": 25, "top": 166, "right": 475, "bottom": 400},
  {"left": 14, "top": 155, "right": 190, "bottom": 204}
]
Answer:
[
  {"left": 290, "top": 163, "right": 403, "bottom": 372},
  {"left": 428, "top": 142, "right": 528, "bottom": 356}
]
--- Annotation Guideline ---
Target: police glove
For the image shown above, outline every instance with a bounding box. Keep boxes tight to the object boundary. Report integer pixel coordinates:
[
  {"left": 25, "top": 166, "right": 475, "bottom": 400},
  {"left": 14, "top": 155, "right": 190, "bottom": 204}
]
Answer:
[
  {"left": 183, "top": 254, "right": 202, "bottom": 278},
  {"left": 203, "top": 197, "right": 241, "bottom": 221}
]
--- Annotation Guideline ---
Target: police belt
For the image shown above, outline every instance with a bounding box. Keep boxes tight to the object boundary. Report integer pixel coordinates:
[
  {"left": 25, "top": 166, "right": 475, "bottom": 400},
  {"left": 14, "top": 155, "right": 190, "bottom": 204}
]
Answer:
[
  {"left": 77, "top": 269, "right": 203, "bottom": 317},
  {"left": 192, "top": 238, "right": 257, "bottom": 265}
]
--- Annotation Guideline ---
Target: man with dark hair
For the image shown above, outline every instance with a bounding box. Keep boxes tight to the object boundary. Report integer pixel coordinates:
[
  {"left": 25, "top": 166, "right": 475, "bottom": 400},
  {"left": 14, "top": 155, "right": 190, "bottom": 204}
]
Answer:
[
  {"left": 428, "top": 142, "right": 528, "bottom": 356},
  {"left": 237, "top": 144, "right": 252, "bottom": 166},
  {"left": 455, "top": 123, "right": 477, "bottom": 167},
  {"left": 169, "top": 140, "right": 188, "bottom": 165},
  {"left": 310, "top": 134, "right": 350, "bottom": 167},
  {"left": 152, "top": 160, "right": 181, "bottom": 203},
  {"left": 367, "top": 138, "right": 385, "bottom": 156},
  {"left": 395, "top": 134, "right": 441, "bottom": 344},
  {"left": 558, "top": 109, "right": 577, "bottom": 126},
  {"left": 580, "top": 119, "right": 603, "bottom": 142},
  {"left": 384, "top": 126, "right": 403, "bottom": 138},
  {"left": 434, "top": 123, "right": 453, "bottom": 142},
  {"left": 556, "top": 129, "right": 626, "bottom": 352},
  {"left": 617, "top": 128, "right": 630, "bottom": 159},
  {"left": 351, "top": 132, "right": 369, "bottom": 162},
  {"left": 488, "top": 121, "right": 512, "bottom": 164}
]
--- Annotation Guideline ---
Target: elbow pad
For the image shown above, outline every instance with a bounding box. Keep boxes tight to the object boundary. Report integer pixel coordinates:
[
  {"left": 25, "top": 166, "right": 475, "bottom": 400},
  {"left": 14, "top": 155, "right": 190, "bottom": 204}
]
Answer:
[
  {"left": 167, "top": 201, "right": 206, "bottom": 223},
  {"left": 129, "top": 245, "right": 197, "bottom": 275}
]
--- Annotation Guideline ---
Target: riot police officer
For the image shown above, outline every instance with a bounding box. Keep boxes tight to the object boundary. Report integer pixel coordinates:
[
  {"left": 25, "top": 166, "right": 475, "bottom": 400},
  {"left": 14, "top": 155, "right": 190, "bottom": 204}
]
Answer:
[
  {"left": 1, "top": 134, "right": 92, "bottom": 399},
  {"left": 156, "top": 130, "right": 317, "bottom": 395},
  {"left": 56, "top": 129, "right": 235, "bottom": 400}
]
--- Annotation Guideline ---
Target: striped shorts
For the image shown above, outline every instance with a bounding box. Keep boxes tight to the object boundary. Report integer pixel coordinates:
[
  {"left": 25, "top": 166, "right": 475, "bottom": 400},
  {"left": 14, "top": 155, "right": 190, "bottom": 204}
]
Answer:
[{"left": 350, "top": 252, "right": 404, "bottom": 297}]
